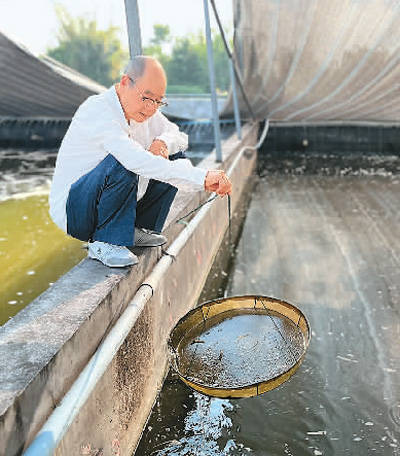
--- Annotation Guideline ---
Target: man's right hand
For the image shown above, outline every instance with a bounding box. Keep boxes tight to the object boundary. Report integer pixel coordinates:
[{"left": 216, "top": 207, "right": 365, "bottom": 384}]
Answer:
[
  {"left": 149, "top": 139, "right": 169, "bottom": 159},
  {"left": 204, "top": 170, "right": 232, "bottom": 196}
]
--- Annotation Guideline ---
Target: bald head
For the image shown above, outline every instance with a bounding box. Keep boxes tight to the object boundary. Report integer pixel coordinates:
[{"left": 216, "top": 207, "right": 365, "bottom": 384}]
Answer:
[
  {"left": 116, "top": 55, "right": 167, "bottom": 123},
  {"left": 124, "top": 56, "right": 166, "bottom": 87}
]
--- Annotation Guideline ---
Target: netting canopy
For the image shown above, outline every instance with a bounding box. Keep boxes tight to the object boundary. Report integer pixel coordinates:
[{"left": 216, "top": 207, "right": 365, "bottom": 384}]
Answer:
[
  {"left": 0, "top": 31, "right": 105, "bottom": 117},
  {"left": 223, "top": 0, "right": 400, "bottom": 123}
]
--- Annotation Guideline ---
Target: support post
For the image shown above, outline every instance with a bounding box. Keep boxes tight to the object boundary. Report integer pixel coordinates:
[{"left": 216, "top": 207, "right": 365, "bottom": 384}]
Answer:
[
  {"left": 229, "top": 59, "right": 242, "bottom": 139},
  {"left": 203, "top": 0, "right": 223, "bottom": 162},
  {"left": 124, "top": 0, "right": 142, "bottom": 57}
]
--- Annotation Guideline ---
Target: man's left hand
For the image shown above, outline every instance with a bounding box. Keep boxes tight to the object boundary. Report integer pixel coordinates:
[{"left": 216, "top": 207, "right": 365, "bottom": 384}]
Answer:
[{"left": 149, "top": 139, "right": 169, "bottom": 159}]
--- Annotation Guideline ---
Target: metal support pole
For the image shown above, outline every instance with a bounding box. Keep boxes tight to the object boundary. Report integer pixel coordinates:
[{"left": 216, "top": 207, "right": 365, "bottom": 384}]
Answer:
[
  {"left": 229, "top": 59, "right": 242, "bottom": 139},
  {"left": 124, "top": 0, "right": 142, "bottom": 57},
  {"left": 203, "top": 0, "right": 223, "bottom": 162}
]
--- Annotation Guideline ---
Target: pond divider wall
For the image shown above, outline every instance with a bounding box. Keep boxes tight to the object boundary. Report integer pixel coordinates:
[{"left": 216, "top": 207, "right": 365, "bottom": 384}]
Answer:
[
  {"left": 258, "top": 122, "right": 400, "bottom": 176},
  {"left": 263, "top": 121, "right": 400, "bottom": 155},
  {"left": 0, "top": 118, "right": 71, "bottom": 148},
  {"left": 0, "top": 122, "right": 259, "bottom": 456},
  {"left": 0, "top": 116, "right": 233, "bottom": 148}
]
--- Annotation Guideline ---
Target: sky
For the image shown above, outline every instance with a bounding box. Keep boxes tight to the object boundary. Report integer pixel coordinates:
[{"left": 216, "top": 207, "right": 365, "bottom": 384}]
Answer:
[{"left": 0, "top": 0, "right": 233, "bottom": 55}]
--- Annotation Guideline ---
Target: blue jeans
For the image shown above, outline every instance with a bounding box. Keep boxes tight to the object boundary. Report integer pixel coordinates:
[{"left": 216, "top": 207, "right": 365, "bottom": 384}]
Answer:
[{"left": 66, "top": 152, "right": 185, "bottom": 246}]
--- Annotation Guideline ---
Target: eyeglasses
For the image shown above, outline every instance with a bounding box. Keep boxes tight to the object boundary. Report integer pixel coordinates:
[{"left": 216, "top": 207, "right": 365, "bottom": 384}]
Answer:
[{"left": 128, "top": 77, "right": 168, "bottom": 109}]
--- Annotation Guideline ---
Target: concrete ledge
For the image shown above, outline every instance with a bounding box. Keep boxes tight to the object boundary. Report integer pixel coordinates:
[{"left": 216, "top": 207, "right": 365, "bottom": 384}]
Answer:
[{"left": 0, "top": 122, "right": 259, "bottom": 455}]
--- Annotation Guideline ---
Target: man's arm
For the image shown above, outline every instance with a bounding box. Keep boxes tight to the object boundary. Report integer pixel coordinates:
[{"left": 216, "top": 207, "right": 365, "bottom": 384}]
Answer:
[
  {"left": 101, "top": 118, "right": 206, "bottom": 192},
  {"left": 77, "top": 99, "right": 231, "bottom": 196}
]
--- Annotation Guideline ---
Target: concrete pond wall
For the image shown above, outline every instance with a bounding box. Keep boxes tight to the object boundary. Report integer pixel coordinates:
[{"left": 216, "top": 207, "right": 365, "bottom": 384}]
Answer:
[{"left": 0, "top": 122, "right": 259, "bottom": 456}]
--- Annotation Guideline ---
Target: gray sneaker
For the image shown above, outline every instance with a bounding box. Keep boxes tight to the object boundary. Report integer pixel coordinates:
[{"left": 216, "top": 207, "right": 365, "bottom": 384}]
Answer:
[
  {"left": 134, "top": 227, "right": 167, "bottom": 247},
  {"left": 88, "top": 241, "right": 138, "bottom": 267}
]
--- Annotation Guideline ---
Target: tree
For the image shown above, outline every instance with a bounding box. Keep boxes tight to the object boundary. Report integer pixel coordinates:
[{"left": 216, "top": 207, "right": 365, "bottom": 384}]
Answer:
[
  {"left": 46, "top": 5, "right": 128, "bottom": 86},
  {"left": 150, "top": 24, "right": 171, "bottom": 46},
  {"left": 143, "top": 24, "right": 231, "bottom": 94},
  {"left": 167, "top": 36, "right": 207, "bottom": 88},
  {"left": 212, "top": 34, "right": 231, "bottom": 93},
  {"left": 143, "top": 24, "right": 171, "bottom": 69}
]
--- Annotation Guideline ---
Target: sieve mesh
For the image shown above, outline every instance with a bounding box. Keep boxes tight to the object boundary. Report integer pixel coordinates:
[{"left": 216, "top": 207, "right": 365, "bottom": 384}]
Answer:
[{"left": 169, "top": 295, "right": 311, "bottom": 398}]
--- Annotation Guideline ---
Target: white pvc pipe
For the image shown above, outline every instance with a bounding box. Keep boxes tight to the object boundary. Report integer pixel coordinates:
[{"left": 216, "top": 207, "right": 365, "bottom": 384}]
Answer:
[{"left": 23, "top": 121, "right": 269, "bottom": 455}]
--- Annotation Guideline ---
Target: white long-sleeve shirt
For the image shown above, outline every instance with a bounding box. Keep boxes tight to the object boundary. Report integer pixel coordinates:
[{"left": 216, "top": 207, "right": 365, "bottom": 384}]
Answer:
[{"left": 49, "top": 85, "right": 207, "bottom": 233}]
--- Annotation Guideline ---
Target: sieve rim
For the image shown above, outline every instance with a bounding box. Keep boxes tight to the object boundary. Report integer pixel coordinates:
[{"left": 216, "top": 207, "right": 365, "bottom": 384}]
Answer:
[{"left": 168, "top": 294, "right": 311, "bottom": 398}]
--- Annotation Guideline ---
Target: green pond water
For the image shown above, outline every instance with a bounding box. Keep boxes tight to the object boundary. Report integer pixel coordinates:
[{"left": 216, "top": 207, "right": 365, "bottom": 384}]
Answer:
[
  {"left": 0, "top": 140, "right": 217, "bottom": 326},
  {"left": 0, "top": 191, "right": 86, "bottom": 325}
]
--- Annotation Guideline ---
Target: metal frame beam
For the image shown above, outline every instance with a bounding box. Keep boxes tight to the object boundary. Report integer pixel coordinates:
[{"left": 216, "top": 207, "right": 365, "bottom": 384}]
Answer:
[{"left": 124, "top": 0, "right": 142, "bottom": 57}]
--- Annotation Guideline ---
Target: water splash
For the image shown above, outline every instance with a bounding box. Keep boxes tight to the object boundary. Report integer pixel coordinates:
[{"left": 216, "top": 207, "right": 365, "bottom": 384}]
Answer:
[{"left": 151, "top": 393, "right": 252, "bottom": 456}]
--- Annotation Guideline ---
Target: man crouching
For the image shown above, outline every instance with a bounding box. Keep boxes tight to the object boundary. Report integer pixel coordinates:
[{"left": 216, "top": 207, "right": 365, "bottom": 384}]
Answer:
[{"left": 49, "top": 55, "right": 231, "bottom": 267}]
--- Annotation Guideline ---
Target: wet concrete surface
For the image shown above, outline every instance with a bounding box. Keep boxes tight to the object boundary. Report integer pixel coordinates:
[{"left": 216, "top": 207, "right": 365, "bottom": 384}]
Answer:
[{"left": 135, "top": 173, "right": 400, "bottom": 455}]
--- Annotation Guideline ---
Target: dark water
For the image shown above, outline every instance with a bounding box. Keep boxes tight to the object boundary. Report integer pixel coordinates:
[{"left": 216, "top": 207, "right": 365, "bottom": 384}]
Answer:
[
  {"left": 177, "top": 309, "right": 306, "bottom": 389},
  {"left": 135, "top": 171, "right": 400, "bottom": 456}
]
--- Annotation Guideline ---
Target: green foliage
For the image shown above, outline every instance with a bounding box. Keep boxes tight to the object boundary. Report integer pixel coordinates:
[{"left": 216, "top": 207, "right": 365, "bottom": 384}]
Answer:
[
  {"left": 47, "top": 8, "right": 231, "bottom": 94},
  {"left": 150, "top": 24, "right": 171, "bottom": 46},
  {"left": 46, "top": 5, "right": 128, "bottom": 86},
  {"left": 212, "top": 34, "right": 231, "bottom": 93},
  {"left": 144, "top": 25, "right": 231, "bottom": 94},
  {"left": 167, "top": 85, "right": 205, "bottom": 94},
  {"left": 143, "top": 24, "right": 171, "bottom": 69},
  {"left": 167, "top": 35, "right": 207, "bottom": 89}
]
